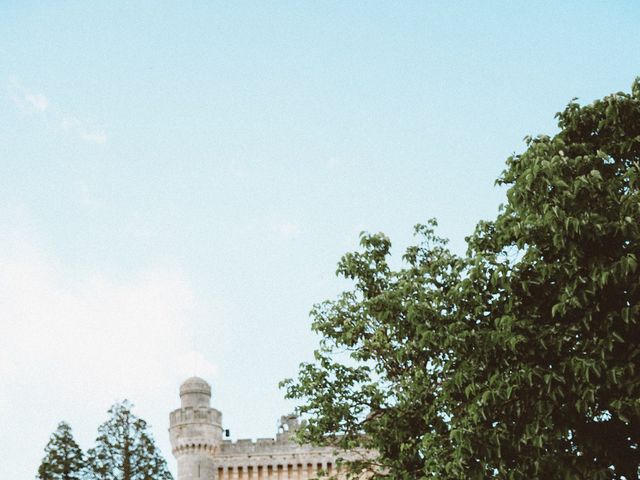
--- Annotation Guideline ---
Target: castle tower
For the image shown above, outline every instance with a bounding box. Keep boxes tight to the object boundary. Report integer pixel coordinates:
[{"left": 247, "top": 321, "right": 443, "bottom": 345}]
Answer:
[{"left": 169, "top": 377, "right": 223, "bottom": 480}]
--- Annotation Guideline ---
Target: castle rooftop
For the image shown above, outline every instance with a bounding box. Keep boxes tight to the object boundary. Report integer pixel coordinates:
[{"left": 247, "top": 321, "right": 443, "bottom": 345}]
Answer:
[{"left": 180, "top": 376, "right": 211, "bottom": 397}]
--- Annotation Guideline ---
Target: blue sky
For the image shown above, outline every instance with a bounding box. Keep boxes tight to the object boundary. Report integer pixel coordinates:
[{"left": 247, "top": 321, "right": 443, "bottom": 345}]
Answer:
[{"left": 1, "top": 1, "right": 638, "bottom": 478}]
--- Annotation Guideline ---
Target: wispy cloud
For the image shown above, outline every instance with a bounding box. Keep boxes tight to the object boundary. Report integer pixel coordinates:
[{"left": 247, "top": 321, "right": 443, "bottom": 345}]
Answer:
[
  {"left": 0, "top": 208, "right": 217, "bottom": 475},
  {"left": 24, "top": 92, "right": 49, "bottom": 112},
  {"left": 8, "top": 79, "right": 49, "bottom": 114},
  {"left": 244, "top": 219, "right": 302, "bottom": 241},
  {"left": 60, "top": 114, "right": 80, "bottom": 131},
  {"left": 0, "top": 210, "right": 218, "bottom": 406},
  {"left": 61, "top": 113, "right": 109, "bottom": 145},
  {"left": 8, "top": 78, "right": 108, "bottom": 145},
  {"left": 80, "top": 129, "right": 108, "bottom": 145},
  {"left": 273, "top": 221, "right": 301, "bottom": 240}
]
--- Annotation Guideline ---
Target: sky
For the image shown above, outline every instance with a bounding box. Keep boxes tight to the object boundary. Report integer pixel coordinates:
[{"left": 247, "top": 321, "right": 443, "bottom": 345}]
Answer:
[{"left": 0, "top": 1, "right": 638, "bottom": 478}]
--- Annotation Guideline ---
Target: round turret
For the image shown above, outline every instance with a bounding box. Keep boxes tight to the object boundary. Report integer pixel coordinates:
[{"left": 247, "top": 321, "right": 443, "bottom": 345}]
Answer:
[
  {"left": 180, "top": 376, "right": 212, "bottom": 408},
  {"left": 170, "top": 377, "right": 223, "bottom": 480}
]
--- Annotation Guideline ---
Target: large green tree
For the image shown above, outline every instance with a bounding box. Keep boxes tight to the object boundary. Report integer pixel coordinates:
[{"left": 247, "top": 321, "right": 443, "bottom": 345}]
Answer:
[
  {"left": 282, "top": 80, "right": 640, "bottom": 479},
  {"left": 86, "top": 401, "right": 173, "bottom": 480},
  {"left": 37, "top": 422, "right": 85, "bottom": 480}
]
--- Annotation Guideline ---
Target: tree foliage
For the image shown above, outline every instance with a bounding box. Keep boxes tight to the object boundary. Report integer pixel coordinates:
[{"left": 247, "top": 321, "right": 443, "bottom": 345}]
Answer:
[
  {"left": 37, "top": 422, "right": 85, "bottom": 480},
  {"left": 282, "top": 80, "right": 640, "bottom": 479},
  {"left": 86, "top": 401, "right": 173, "bottom": 480}
]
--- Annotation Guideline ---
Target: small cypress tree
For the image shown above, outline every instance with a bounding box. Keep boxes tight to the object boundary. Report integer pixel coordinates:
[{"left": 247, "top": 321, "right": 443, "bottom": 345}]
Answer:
[
  {"left": 86, "top": 401, "right": 173, "bottom": 480},
  {"left": 37, "top": 421, "right": 85, "bottom": 480}
]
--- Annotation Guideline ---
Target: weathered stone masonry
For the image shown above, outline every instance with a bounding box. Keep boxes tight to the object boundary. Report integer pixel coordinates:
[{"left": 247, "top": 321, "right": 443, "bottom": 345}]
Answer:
[{"left": 169, "top": 377, "right": 351, "bottom": 480}]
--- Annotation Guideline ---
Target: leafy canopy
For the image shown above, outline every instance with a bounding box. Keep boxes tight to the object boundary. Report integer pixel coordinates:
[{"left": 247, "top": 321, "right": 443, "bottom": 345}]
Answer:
[
  {"left": 37, "top": 422, "right": 85, "bottom": 480},
  {"left": 282, "top": 80, "right": 640, "bottom": 479},
  {"left": 86, "top": 401, "right": 173, "bottom": 480}
]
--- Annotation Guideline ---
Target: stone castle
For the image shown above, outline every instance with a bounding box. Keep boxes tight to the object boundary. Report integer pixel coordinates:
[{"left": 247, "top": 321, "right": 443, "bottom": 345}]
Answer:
[{"left": 169, "top": 377, "right": 357, "bottom": 480}]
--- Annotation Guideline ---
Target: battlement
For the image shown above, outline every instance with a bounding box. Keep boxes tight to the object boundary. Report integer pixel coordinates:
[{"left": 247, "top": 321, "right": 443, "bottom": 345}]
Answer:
[
  {"left": 169, "top": 403, "right": 223, "bottom": 455},
  {"left": 170, "top": 377, "right": 359, "bottom": 479},
  {"left": 219, "top": 433, "right": 324, "bottom": 455},
  {"left": 169, "top": 406, "right": 222, "bottom": 427}
]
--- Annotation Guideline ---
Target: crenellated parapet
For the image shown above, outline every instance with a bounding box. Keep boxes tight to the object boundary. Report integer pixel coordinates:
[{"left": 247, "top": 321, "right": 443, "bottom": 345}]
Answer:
[
  {"left": 170, "top": 377, "right": 366, "bottom": 479},
  {"left": 214, "top": 435, "right": 350, "bottom": 480},
  {"left": 169, "top": 407, "right": 223, "bottom": 451},
  {"left": 219, "top": 437, "right": 333, "bottom": 455},
  {"left": 170, "top": 406, "right": 222, "bottom": 427}
]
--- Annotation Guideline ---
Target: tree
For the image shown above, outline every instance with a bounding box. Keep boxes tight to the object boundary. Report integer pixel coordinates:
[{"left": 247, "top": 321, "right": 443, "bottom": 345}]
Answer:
[
  {"left": 37, "top": 422, "right": 85, "bottom": 480},
  {"left": 282, "top": 79, "right": 640, "bottom": 479},
  {"left": 86, "top": 401, "right": 173, "bottom": 480}
]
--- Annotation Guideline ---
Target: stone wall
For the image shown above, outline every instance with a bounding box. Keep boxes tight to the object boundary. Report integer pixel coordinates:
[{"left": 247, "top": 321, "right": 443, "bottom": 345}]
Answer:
[
  {"left": 214, "top": 434, "right": 347, "bottom": 479},
  {"left": 170, "top": 377, "right": 364, "bottom": 480}
]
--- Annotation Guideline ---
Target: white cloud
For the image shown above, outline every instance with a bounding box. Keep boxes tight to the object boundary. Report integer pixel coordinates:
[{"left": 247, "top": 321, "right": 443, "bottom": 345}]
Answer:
[
  {"left": 175, "top": 350, "right": 218, "bottom": 379},
  {"left": 8, "top": 79, "right": 49, "bottom": 114},
  {"left": 24, "top": 92, "right": 49, "bottom": 112},
  {"left": 62, "top": 115, "right": 108, "bottom": 144},
  {"left": 0, "top": 221, "right": 217, "bottom": 405},
  {"left": 0, "top": 209, "right": 217, "bottom": 478},
  {"left": 80, "top": 129, "right": 108, "bottom": 144},
  {"left": 61, "top": 114, "right": 80, "bottom": 131},
  {"left": 273, "top": 221, "right": 301, "bottom": 240},
  {"left": 8, "top": 78, "right": 108, "bottom": 145}
]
